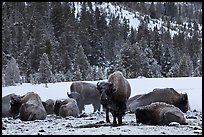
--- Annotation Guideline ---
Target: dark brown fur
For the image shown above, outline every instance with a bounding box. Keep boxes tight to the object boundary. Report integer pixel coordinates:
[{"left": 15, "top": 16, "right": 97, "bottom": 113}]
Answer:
[
  {"left": 97, "top": 71, "right": 131, "bottom": 126},
  {"left": 128, "top": 88, "right": 190, "bottom": 113},
  {"left": 135, "top": 102, "right": 187, "bottom": 125}
]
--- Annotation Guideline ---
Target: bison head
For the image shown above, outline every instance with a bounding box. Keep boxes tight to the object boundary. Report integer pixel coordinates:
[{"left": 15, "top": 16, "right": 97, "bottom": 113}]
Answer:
[
  {"left": 96, "top": 82, "right": 116, "bottom": 96},
  {"left": 177, "top": 93, "right": 190, "bottom": 113},
  {"left": 67, "top": 92, "right": 81, "bottom": 101},
  {"left": 135, "top": 107, "right": 154, "bottom": 125},
  {"left": 54, "top": 100, "right": 63, "bottom": 116},
  {"left": 97, "top": 82, "right": 116, "bottom": 106},
  {"left": 9, "top": 96, "right": 21, "bottom": 119}
]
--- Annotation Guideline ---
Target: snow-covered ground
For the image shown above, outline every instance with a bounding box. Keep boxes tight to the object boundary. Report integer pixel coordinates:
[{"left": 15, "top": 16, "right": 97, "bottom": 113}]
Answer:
[{"left": 2, "top": 77, "right": 202, "bottom": 135}]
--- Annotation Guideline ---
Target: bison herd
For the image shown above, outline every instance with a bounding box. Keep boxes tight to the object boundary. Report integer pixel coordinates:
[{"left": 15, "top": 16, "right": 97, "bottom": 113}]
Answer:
[{"left": 2, "top": 71, "right": 191, "bottom": 126}]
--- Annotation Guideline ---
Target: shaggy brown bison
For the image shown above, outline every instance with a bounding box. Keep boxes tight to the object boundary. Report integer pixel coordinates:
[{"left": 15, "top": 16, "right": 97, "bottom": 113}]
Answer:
[
  {"left": 67, "top": 81, "right": 101, "bottom": 113},
  {"left": 135, "top": 102, "right": 187, "bottom": 125},
  {"left": 53, "top": 99, "right": 67, "bottom": 116},
  {"left": 9, "top": 92, "right": 47, "bottom": 121},
  {"left": 59, "top": 98, "right": 79, "bottom": 118},
  {"left": 97, "top": 71, "right": 131, "bottom": 126},
  {"left": 2, "top": 93, "right": 20, "bottom": 117},
  {"left": 42, "top": 99, "right": 55, "bottom": 115},
  {"left": 128, "top": 88, "right": 190, "bottom": 113}
]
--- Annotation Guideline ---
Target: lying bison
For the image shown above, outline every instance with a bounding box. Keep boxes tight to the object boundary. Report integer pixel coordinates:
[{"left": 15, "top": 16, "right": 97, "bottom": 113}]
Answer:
[
  {"left": 52, "top": 98, "right": 79, "bottom": 118},
  {"left": 53, "top": 99, "right": 67, "bottom": 116},
  {"left": 135, "top": 102, "right": 187, "bottom": 125},
  {"left": 59, "top": 98, "right": 79, "bottom": 118},
  {"left": 67, "top": 81, "right": 101, "bottom": 113},
  {"left": 127, "top": 94, "right": 144, "bottom": 107},
  {"left": 9, "top": 92, "right": 47, "bottom": 121},
  {"left": 42, "top": 98, "right": 68, "bottom": 115},
  {"left": 2, "top": 93, "right": 20, "bottom": 117},
  {"left": 128, "top": 88, "right": 190, "bottom": 113},
  {"left": 97, "top": 71, "right": 131, "bottom": 125},
  {"left": 42, "top": 99, "right": 55, "bottom": 115}
]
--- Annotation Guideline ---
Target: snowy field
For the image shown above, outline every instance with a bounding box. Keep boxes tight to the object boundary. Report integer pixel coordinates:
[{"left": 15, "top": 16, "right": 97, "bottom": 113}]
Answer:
[{"left": 2, "top": 77, "right": 202, "bottom": 135}]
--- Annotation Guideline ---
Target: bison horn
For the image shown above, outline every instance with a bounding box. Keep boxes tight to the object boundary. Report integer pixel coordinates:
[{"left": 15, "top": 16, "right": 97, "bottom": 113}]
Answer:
[
  {"left": 67, "top": 92, "right": 70, "bottom": 97},
  {"left": 97, "top": 82, "right": 100, "bottom": 87}
]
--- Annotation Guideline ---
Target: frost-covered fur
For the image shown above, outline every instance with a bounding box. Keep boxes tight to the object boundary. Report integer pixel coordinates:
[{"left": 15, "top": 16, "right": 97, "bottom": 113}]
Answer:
[
  {"left": 67, "top": 81, "right": 101, "bottom": 113},
  {"left": 135, "top": 102, "right": 187, "bottom": 125},
  {"left": 128, "top": 88, "right": 190, "bottom": 113},
  {"left": 9, "top": 92, "right": 46, "bottom": 121},
  {"left": 97, "top": 71, "right": 131, "bottom": 125},
  {"left": 59, "top": 98, "right": 79, "bottom": 117}
]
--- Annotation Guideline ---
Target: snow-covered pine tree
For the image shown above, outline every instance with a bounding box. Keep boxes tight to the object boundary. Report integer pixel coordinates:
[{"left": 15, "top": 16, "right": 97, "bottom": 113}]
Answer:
[
  {"left": 160, "top": 47, "right": 173, "bottom": 77},
  {"left": 176, "top": 54, "right": 193, "bottom": 77},
  {"left": 54, "top": 71, "right": 66, "bottom": 82},
  {"left": 29, "top": 73, "right": 35, "bottom": 85},
  {"left": 72, "top": 65, "right": 83, "bottom": 81},
  {"left": 74, "top": 44, "right": 91, "bottom": 80},
  {"left": 4, "top": 57, "right": 21, "bottom": 86},
  {"left": 38, "top": 53, "right": 52, "bottom": 87},
  {"left": 167, "top": 54, "right": 193, "bottom": 77}
]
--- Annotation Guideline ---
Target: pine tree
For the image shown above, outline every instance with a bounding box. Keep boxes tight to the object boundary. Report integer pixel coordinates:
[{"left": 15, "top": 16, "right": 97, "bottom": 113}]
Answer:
[
  {"left": 128, "top": 27, "right": 137, "bottom": 45},
  {"left": 29, "top": 73, "right": 35, "bottom": 85},
  {"left": 160, "top": 47, "right": 173, "bottom": 77},
  {"left": 38, "top": 53, "right": 52, "bottom": 86},
  {"left": 4, "top": 57, "right": 21, "bottom": 86},
  {"left": 167, "top": 54, "right": 193, "bottom": 77},
  {"left": 151, "top": 26, "right": 162, "bottom": 65},
  {"left": 74, "top": 44, "right": 91, "bottom": 80},
  {"left": 121, "top": 42, "right": 145, "bottom": 78},
  {"left": 121, "top": 17, "right": 130, "bottom": 41},
  {"left": 72, "top": 65, "right": 83, "bottom": 81},
  {"left": 177, "top": 54, "right": 193, "bottom": 77}
]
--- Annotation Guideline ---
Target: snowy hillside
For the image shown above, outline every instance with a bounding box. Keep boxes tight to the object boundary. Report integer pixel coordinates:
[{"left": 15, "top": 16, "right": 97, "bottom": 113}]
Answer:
[{"left": 74, "top": 2, "right": 202, "bottom": 38}]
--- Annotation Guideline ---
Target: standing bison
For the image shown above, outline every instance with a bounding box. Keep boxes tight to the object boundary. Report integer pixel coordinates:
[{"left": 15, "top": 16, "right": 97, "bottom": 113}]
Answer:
[
  {"left": 135, "top": 102, "right": 187, "bottom": 125},
  {"left": 128, "top": 88, "right": 190, "bottom": 113},
  {"left": 97, "top": 71, "right": 131, "bottom": 126},
  {"left": 2, "top": 93, "right": 20, "bottom": 117},
  {"left": 67, "top": 81, "right": 101, "bottom": 113},
  {"left": 9, "top": 92, "right": 47, "bottom": 121}
]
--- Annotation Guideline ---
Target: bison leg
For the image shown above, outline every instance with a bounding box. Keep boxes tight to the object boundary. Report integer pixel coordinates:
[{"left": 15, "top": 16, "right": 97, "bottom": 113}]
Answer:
[
  {"left": 113, "top": 116, "right": 117, "bottom": 125},
  {"left": 106, "top": 109, "right": 110, "bottom": 123},
  {"left": 78, "top": 103, "right": 84, "bottom": 113},
  {"left": 111, "top": 112, "right": 117, "bottom": 125},
  {"left": 93, "top": 102, "right": 101, "bottom": 113},
  {"left": 118, "top": 116, "right": 122, "bottom": 125}
]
